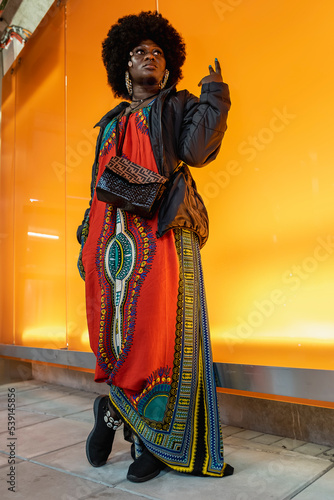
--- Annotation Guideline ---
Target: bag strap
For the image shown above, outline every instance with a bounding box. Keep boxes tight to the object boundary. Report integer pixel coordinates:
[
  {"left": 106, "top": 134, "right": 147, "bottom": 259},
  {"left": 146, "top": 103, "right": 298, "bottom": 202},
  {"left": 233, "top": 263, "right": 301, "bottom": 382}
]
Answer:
[{"left": 115, "top": 110, "right": 185, "bottom": 181}]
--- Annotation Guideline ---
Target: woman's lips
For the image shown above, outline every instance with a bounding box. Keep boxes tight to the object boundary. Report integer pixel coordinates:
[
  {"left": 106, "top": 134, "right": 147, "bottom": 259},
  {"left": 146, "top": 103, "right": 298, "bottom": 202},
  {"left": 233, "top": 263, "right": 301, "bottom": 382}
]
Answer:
[{"left": 143, "top": 64, "right": 157, "bottom": 69}]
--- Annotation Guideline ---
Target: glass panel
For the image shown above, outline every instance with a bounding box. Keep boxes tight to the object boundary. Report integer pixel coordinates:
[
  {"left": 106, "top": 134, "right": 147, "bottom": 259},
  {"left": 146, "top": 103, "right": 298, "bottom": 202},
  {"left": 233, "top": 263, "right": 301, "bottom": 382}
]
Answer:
[
  {"left": 160, "top": 0, "right": 334, "bottom": 370},
  {"left": 13, "top": 5, "right": 66, "bottom": 348},
  {"left": 0, "top": 68, "right": 16, "bottom": 344}
]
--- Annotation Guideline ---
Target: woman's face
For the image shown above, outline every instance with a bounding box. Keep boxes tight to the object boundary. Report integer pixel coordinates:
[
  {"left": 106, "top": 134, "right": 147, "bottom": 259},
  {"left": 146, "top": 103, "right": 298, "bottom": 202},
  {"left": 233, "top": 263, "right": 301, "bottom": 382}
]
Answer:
[{"left": 128, "top": 39, "right": 166, "bottom": 87}]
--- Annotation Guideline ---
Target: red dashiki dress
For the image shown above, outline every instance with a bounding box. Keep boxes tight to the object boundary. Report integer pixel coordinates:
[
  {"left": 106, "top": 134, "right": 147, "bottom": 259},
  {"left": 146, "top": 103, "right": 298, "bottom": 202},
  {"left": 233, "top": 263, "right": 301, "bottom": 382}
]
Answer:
[{"left": 78, "top": 104, "right": 231, "bottom": 477}]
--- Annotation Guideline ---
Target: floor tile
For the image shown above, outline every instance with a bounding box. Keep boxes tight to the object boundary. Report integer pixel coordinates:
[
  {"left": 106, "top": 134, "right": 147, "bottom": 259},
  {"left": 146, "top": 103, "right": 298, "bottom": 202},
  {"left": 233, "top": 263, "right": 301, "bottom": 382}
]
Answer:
[
  {"left": 293, "top": 443, "right": 332, "bottom": 457},
  {"left": 0, "top": 385, "right": 75, "bottom": 410},
  {"left": 221, "top": 425, "right": 244, "bottom": 437},
  {"left": 0, "top": 453, "right": 23, "bottom": 469},
  {"left": 14, "top": 417, "right": 90, "bottom": 459},
  {"left": 292, "top": 465, "right": 334, "bottom": 499},
  {"left": 16, "top": 407, "right": 57, "bottom": 427},
  {"left": 0, "top": 460, "right": 106, "bottom": 500},
  {"left": 62, "top": 388, "right": 99, "bottom": 400},
  {"left": 115, "top": 446, "right": 332, "bottom": 500},
  {"left": 317, "top": 448, "right": 334, "bottom": 461},
  {"left": 75, "top": 487, "right": 153, "bottom": 500},
  {"left": 63, "top": 408, "right": 94, "bottom": 424},
  {"left": 270, "top": 437, "right": 307, "bottom": 451},
  {"left": 35, "top": 428, "right": 133, "bottom": 486},
  {"left": 232, "top": 430, "right": 264, "bottom": 440},
  {"left": 0, "top": 407, "right": 57, "bottom": 438},
  {"left": 0, "top": 410, "right": 10, "bottom": 436},
  {"left": 252, "top": 434, "right": 284, "bottom": 445},
  {"left": 0, "top": 451, "right": 12, "bottom": 468},
  {"left": 20, "top": 393, "right": 93, "bottom": 417},
  {"left": 225, "top": 435, "right": 281, "bottom": 454},
  {"left": 0, "top": 380, "right": 42, "bottom": 396}
]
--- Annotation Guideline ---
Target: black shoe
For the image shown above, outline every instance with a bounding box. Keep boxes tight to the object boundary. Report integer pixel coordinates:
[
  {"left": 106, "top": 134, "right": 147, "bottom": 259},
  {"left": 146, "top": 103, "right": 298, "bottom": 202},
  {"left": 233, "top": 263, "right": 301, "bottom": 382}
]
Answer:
[
  {"left": 130, "top": 443, "right": 136, "bottom": 460},
  {"left": 86, "top": 395, "right": 122, "bottom": 467},
  {"left": 127, "top": 447, "right": 166, "bottom": 483},
  {"left": 224, "top": 463, "right": 234, "bottom": 476}
]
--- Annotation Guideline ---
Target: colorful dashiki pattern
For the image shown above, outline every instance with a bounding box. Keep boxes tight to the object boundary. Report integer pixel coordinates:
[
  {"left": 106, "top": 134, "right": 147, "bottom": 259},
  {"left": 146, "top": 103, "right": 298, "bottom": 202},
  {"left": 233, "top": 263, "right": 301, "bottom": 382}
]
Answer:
[{"left": 78, "top": 105, "right": 229, "bottom": 476}]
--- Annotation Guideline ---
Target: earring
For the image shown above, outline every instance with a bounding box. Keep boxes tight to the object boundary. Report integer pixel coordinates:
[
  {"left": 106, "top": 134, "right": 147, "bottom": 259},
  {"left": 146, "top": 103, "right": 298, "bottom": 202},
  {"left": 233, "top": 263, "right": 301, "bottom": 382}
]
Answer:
[
  {"left": 159, "top": 69, "right": 169, "bottom": 90},
  {"left": 125, "top": 70, "right": 132, "bottom": 96},
  {"left": 128, "top": 61, "right": 133, "bottom": 67}
]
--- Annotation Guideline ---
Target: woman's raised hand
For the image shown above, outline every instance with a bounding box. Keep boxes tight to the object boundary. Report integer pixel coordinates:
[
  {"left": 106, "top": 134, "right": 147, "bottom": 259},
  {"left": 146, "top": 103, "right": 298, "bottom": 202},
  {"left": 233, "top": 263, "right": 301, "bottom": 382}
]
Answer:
[{"left": 198, "top": 58, "right": 223, "bottom": 87}]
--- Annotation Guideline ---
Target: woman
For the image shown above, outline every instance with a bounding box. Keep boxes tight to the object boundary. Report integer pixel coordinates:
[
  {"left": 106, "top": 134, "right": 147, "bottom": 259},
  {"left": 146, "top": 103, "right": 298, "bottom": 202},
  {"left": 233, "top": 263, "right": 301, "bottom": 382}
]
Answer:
[{"left": 77, "top": 11, "right": 233, "bottom": 483}]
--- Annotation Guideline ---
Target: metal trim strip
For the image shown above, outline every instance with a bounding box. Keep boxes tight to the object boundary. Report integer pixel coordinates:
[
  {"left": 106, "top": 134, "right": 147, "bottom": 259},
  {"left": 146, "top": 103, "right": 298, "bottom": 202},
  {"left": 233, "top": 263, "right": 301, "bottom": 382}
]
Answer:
[
  {"left": 214, "top": 362, "right": 334, "bottom": 402},
  {"left": 0, "top": 344, "right": 95, "bottom": 370},
  {"left": 1, "top": 344, "right": 333, "bottom": 401}
]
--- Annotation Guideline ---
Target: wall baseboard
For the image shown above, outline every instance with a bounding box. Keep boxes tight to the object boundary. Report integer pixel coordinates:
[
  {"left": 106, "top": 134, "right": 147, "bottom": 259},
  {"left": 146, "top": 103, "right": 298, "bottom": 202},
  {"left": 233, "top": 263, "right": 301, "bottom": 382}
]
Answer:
[{"left": 217, "top": 392, "right": 334, "bottom": 447}]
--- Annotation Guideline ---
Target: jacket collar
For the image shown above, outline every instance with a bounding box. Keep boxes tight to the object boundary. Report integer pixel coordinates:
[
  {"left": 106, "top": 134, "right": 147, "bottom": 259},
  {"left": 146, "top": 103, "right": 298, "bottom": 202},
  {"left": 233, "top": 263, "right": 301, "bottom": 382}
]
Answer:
[
  {"left": 94, "top": 84, "right": 177, "bottom": 130},
  {"left": 94, "top": 101, "right": 128, "bottom": 129}
]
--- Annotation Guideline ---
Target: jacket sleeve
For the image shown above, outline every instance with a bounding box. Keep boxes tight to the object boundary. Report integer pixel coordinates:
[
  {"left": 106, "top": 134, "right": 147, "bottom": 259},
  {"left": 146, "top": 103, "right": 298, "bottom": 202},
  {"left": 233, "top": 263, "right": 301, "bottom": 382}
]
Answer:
[{"left": 177, "top": 81, "right": 231, "bottom": 167}]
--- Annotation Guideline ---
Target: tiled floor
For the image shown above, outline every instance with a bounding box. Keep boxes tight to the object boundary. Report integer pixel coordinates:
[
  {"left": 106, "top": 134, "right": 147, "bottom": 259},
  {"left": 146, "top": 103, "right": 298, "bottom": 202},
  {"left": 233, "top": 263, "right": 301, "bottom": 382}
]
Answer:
[{"left": 0, "top": 381, "right": 333, "bottom": 500}]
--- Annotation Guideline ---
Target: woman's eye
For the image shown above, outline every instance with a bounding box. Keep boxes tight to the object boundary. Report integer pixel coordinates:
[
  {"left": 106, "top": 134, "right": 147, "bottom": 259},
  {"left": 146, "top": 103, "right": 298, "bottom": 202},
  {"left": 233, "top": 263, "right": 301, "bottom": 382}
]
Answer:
[{"left": 133, "top": 48, "right": 163, "bottom": 56}]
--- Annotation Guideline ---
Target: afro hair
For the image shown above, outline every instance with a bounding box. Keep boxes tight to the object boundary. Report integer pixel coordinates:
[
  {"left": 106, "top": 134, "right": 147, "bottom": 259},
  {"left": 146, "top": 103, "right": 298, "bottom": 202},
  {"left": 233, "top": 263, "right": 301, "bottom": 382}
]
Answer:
[{"left": 102, "top": 11, "right": 186, "bottom": 99}]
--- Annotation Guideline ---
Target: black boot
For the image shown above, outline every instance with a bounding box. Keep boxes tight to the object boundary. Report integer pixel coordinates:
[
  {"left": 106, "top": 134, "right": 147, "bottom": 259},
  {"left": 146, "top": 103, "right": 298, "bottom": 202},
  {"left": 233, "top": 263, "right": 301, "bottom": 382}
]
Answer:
[
  {"left": 127, "top": 447, "right": 166, "bottom": 483},
  {"left": 86, "top": 395, "right": 122, "bottom": 467}
]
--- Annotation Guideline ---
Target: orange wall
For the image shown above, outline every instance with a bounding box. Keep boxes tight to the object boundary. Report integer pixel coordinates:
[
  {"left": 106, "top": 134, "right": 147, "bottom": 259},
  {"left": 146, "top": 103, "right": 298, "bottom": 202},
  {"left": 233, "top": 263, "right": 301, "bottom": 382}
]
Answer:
[{"left": 1, "top": 0, "right": 334, "bottom": 371}]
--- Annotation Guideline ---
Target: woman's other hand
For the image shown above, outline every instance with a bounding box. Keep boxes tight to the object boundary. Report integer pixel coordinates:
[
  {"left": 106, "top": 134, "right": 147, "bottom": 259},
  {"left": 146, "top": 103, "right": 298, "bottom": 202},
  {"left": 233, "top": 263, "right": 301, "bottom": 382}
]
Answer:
[{"left": 198, "top": 58, "right": 223, "bottom": 86}]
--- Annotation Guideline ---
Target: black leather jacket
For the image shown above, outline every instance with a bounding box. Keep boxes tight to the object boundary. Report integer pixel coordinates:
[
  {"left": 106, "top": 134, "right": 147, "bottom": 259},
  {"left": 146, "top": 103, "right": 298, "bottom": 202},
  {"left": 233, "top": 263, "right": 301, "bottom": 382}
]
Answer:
[{"left": 77, "top": 81, "right": 231, "bottom": 248}]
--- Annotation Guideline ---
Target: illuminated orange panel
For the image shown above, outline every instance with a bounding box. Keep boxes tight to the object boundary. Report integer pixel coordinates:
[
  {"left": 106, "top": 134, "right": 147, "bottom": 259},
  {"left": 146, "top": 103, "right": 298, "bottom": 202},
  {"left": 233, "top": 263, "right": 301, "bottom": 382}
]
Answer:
[
  {"left": 212, "top": 335, "right": 334, "bottom": 371},
  {"left": 160, "top": 0, "right": 334, "bottom": 370},
  {"left": 0, "top": 67, "right": 16, "bottom": 344},
  {"left": 65, "top": 0, "right": 156, "bottom": 351},
  {"left": 13, "top": 5, "right": 67, "bottom": 348}
]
